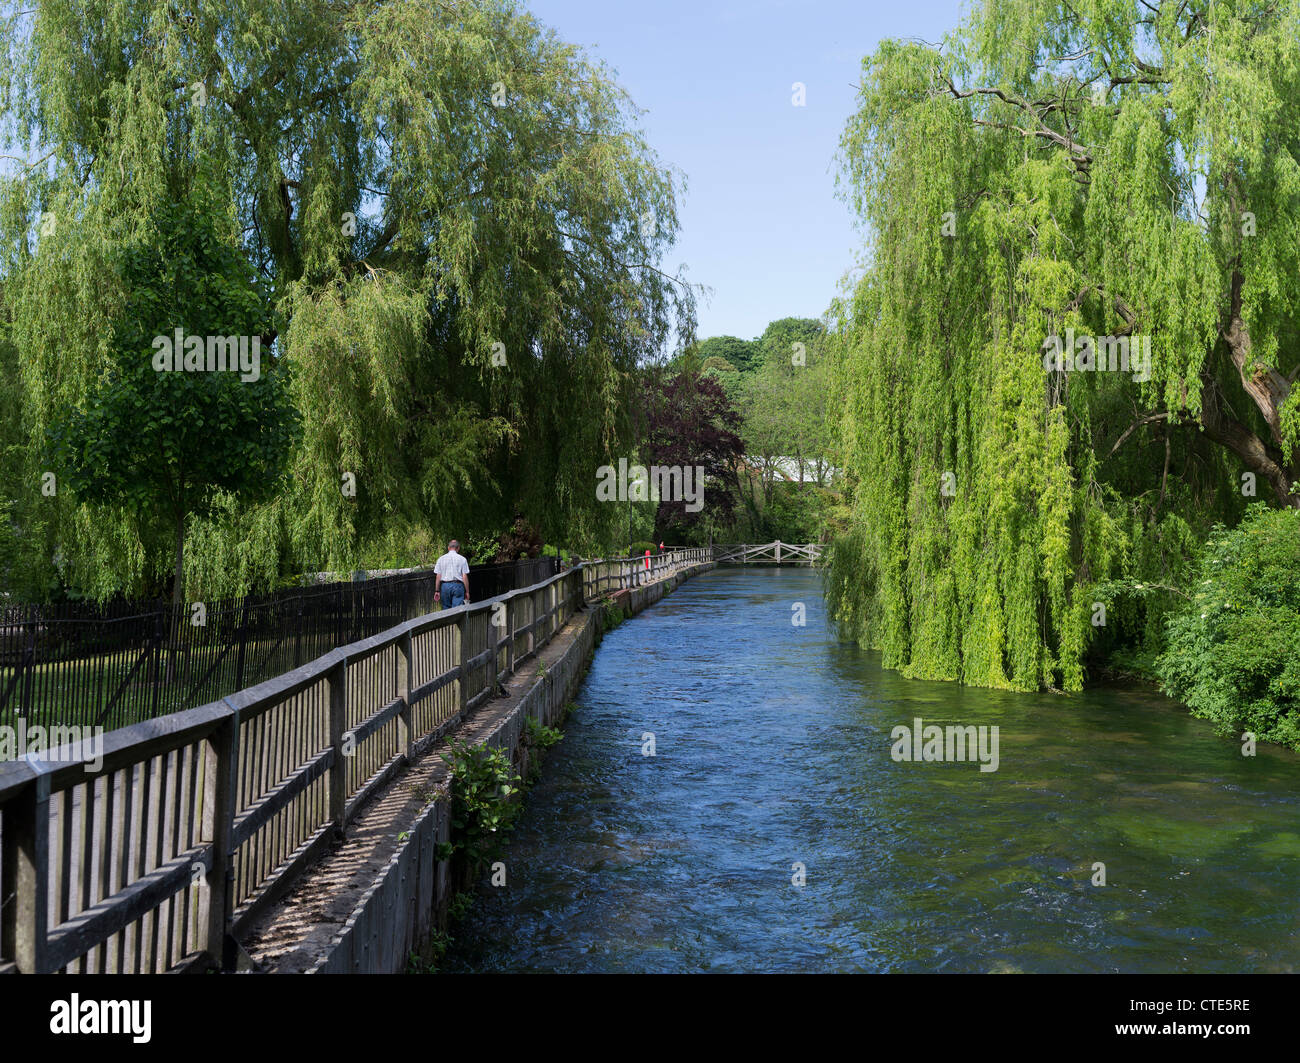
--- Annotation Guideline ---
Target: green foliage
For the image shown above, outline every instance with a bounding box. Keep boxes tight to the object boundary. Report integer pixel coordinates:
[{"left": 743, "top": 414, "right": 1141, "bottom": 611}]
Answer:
[
  {"left": 44, "top": 180, "right": 298, "bottom": 604},
  {"left": 407, "top": 932, "right": 451, "bottom": 974},
  {"left": 692, "top": 334, "right": 759, "bottom": 373},
  {"left": 601, "top": 603, "right": 626, "bottom": 633},
  {"left": 0, "top": 0, "right": 696, "bottom": 599},
  {"left": 689, "top": 317, "right": 839, "bottom": 543},
  {"left": 1158, "top": 507, "right": 1300, "bottom": 749},
  {"left": 523, "top": 716, "right": 563, "bottom": 751},
  {"left": 827, "top": 4, "right": 1300, "bottom": 700},
  {"left": 522, "top": 716, "right": 563, "bottom": 784},
  {"left": 447, "top": 891, "right": 475, "bottom": 924},
  {"left": 439, "top": 739, "right": 524, "bottom": 871},
  {"left": 461, "top": 530, "right": 505, "bottom": 567},
  {"left": 756, "top": 317, "right": 825, "bottom": 366}
]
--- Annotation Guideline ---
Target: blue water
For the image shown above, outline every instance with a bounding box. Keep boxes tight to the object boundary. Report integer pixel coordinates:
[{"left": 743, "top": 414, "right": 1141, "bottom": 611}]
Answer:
[{"left": 444, "top": 567, "right": 1300, "bottom": 973}]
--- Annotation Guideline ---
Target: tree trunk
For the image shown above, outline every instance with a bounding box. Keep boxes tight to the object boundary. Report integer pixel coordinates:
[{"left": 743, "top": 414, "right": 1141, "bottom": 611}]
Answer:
[
  {"left": 1201, "top": 376, "right": 1300, "bottom": 509},
  {"left": 1218, "top": 272, "right": 1299, "bottom": 507}
]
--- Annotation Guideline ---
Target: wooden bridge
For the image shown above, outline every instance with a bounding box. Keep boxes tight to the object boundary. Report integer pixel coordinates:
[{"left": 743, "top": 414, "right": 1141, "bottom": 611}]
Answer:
[{"left": 711, "top": 541, "right": 825, "bottom": 565}]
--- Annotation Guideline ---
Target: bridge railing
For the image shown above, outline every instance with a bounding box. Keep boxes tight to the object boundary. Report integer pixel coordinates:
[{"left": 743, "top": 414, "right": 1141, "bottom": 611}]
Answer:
[
  {"left": 580, "top": 547, "right": 711, "bottom": 598},
  {"left": 711, "top": 541, "right": 825, "bottom": 564}
]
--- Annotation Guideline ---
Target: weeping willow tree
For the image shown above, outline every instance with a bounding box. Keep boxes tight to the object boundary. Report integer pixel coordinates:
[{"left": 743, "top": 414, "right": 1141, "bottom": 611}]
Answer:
[
  {"left": 828, "top": 0, "right": 1300, "bottom": 692},
  {"left": 0, "top": 0, "right": 693, "bottom": 600}
]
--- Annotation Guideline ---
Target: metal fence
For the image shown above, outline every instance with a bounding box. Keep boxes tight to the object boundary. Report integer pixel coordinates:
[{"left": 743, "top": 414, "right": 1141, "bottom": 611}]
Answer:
[
  {"left": 0, "top": 558, "right": 559, "bottom": 733},
  {"left": 0, "top": 549, "right": 710, "bottom": 974}
]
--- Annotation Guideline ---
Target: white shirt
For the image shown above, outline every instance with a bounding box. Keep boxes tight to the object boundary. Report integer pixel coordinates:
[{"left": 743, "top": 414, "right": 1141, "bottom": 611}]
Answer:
[{"left": 434, "top": 551, "right": 469, "bottom": 583}]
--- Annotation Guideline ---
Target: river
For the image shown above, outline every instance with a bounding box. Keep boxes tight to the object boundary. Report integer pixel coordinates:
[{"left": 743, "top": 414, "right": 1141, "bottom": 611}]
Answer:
[{"left": 444, "top": 567, "right": 1300, "bottom": 973}]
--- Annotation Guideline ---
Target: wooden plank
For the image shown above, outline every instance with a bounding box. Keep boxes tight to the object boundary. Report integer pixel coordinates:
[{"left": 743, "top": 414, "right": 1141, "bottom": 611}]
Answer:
[
  {"left": 45, "top": 846, "right": 207, "bottom": 972},
  {"left": 456, "top": 616, "right": 468, "bottom": 717},
  {"left": 0, "top": 703, "right": 231, "bottom": 800},
  {"left": 11, "top": 771, "right": 50, "bottom": 972},
  {"left": 397, "top": 630, "right": 412, "bottom": 762},
  {"left": 349, "top": 696, "right": 404, "bottom": 749},
  {"left": 230, "top": 747, "right": 332, "bottom": 849},
  {"left": 409, "top": 669, "right": 456, "bottom": 708},
  {"left": 228, "top": 823, "right": 333, "bottom": 939}
]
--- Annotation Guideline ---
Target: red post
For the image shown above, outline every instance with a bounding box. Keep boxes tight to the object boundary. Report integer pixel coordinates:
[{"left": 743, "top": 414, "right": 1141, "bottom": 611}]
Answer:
[{"left": 644, "top": 549, "right": 651, "bottom": 571}]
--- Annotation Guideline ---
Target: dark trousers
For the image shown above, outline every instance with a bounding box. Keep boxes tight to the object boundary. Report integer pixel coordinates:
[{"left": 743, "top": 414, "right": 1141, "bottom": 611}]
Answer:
[{"left": 440, "top": 581, "right": 465, "bottom": 609}]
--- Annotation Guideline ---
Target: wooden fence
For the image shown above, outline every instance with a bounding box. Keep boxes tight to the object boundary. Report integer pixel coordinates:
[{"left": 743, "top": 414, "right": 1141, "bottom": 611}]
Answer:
[
  {"left": 580, "top": 547, "right": 711, "bottom": 597},
  {"left": 0, "top": 550, "right": 708, "bottom": 974},
  {"left": 711, "top": 541, "right": 825, "bottom": 565}
]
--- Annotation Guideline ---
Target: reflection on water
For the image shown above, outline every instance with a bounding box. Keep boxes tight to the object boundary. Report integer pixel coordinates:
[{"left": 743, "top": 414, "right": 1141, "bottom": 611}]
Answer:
[{"left": 444, "top": 568, "right": 1300, "bottom": 973}]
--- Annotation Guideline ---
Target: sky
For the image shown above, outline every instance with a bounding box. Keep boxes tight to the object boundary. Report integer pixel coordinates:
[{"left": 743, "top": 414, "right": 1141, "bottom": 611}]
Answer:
[{"left": 528, "top": 0, "right": 970, "bottom": 344}]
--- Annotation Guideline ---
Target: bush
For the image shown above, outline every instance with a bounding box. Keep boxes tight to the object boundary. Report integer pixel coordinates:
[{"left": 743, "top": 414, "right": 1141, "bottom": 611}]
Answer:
[
  {"left": 1157, "top": 506, "right": 1300, "bottom": 749},
  {"left": 438, "top": 740, "right": 524, "bottom": 870}
]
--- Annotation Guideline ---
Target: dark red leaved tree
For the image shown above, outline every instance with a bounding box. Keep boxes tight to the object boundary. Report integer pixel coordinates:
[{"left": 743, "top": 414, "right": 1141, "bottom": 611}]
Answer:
[{"left": 641, "top": 371, "right": 745, "bottom": 537}]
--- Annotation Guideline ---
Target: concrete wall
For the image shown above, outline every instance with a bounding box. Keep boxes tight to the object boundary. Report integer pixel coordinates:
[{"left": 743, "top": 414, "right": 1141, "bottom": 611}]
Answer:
[{"left": 305, "top": 561, "right": 714, "bottom": 973}]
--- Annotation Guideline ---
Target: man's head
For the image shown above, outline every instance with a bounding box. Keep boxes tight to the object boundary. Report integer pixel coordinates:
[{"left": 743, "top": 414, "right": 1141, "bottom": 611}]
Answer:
[{"left": 448, "top": 540, "right": 460, "bottom": 553}]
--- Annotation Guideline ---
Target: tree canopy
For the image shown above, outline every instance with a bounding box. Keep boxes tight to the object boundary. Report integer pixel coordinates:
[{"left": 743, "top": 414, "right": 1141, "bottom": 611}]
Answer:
[
  {"left": 0, "top": 0, "right": 695, "bottom": 599},
  {"left": 827, "top": 0, "right": 1300, "bottom": 693}
]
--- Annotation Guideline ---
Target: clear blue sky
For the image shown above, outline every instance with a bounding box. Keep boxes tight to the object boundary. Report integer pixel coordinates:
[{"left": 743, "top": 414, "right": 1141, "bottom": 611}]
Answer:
[{"left": 528, "top": 0, "right": 969, "bottom": 344}]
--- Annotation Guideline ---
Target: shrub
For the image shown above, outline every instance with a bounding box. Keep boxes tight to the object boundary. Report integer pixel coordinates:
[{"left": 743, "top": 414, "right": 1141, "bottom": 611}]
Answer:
[
  {"left": 439, "top": 740, "right": 524, "bottom": 870},
  {"left": 1157, "top": 506, "right": 1300, "bottom": 749}
]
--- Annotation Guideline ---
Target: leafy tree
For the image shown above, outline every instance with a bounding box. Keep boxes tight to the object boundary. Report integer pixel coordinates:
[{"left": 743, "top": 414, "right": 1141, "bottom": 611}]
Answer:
[
  {"left": 828, "top": 0, "right": 1300, "bottom": 697},
  {"left": 756, "top": 317, "right": 825, "bottom": 369},
  {"left": 0, "top": 0, "right": 694, "bottom": 598},
  {"left": 699, "top": 355, "right": 738, "bottom": 376},
  {"left": 46, "top": 181, "right": 298, "bottom": 610},
  {"left": 695, "top": 334, "right": 760, "bottom": 373},
  {"left": 640, "top": 371, "right": 745, "bottom": 540}
]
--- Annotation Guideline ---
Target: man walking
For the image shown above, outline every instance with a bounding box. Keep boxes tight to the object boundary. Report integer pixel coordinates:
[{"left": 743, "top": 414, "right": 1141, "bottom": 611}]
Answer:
[{"left": 434, "top": 540, "right": 471, "bottom": 609}]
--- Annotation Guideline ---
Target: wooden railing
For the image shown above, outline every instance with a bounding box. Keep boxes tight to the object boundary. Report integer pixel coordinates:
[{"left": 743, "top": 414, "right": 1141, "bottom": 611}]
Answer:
[
  {"left": 710, "top": 541, "right": 824, "bottom": 565},
  {"left": 580, "top": 547, "right": 711, "bottom": 598},
  {"left": 0, "top": 551, "right": 708, "bottom": 974}
]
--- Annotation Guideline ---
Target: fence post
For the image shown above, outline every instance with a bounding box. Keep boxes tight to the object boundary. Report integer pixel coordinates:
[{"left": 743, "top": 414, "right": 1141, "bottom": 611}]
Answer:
[
  {"left": 397, "top": 630, "right": 412, "bottom": 762},
  {"left": 487, "top": 606, "right": 501, "bottom": 693},
  {"left": 328, "top": 659, "right": 348, "bottom": 833},
  {"left": 233, "top": 595, "right": 252, "bottom": 692},
  {"left": 1, "top": 771, "right": 51, "bottom": 972},
  {"left": 150, "top": 610, "right": 165, "bottom": 719},
  {"left": 202, "top": 709, "right": 239, "bottom": 970},
  {"left": 507, "top": 596, "right": 517, "bottom": 676},
  {"left": 293, "top": 604, "right": 304, "bottom": 669},
  {"left": 456, "top": 614, "right": 469, "bottom": 715},
  {"left": 18, "top": 621, "right": 35, "bottom": 722}
]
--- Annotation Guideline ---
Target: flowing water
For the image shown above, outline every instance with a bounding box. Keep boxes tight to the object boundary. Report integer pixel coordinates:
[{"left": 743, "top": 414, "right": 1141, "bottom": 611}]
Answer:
[{"left": 444, "top": 567, "right": 1300, "bottom": 973}]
